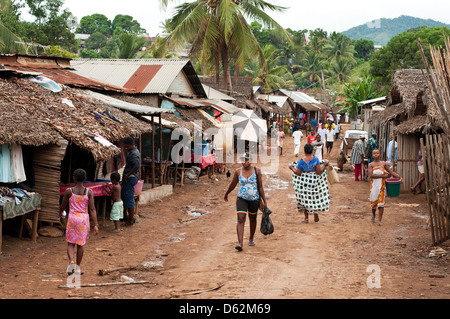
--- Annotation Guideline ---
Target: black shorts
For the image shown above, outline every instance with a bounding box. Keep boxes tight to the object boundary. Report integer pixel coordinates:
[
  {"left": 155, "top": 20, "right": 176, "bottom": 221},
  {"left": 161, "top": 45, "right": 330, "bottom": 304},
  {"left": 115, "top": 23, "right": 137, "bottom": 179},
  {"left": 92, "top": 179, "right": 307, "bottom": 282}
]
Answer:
[
  {"left": 326, "top": 141, "right": 333, "bottom": 149},
  {"left": 236, "top": 197, "right": 259, "bottom": 215}
]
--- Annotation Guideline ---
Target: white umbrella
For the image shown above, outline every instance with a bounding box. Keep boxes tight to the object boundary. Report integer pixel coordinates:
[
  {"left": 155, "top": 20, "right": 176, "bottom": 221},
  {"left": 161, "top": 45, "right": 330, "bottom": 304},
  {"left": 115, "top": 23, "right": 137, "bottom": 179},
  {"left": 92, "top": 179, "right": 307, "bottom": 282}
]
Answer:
[{"left": 232, "top": 109, "right": 267, "bottom": 143}]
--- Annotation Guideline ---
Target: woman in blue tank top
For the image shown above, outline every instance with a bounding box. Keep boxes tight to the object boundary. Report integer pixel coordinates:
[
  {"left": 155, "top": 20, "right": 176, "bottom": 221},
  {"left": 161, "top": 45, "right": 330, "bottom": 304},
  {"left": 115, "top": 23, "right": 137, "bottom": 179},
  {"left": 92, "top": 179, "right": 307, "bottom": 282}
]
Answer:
[{"left": 224, "top": 152, "right": 267, "bottom": 252}]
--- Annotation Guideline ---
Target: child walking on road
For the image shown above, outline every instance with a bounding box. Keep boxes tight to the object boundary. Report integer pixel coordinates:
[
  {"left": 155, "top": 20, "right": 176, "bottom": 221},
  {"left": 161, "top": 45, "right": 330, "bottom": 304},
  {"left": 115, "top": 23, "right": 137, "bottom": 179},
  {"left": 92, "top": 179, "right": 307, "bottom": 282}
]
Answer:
[
  {"left": 103, "top": 172, "right": 123, "bottom": 233},
  {"left": 60, "top": 169, "right": 98, "bottom": 275},
  {"left": 368, "top": 149, "right": 402, "bottom": 226}
]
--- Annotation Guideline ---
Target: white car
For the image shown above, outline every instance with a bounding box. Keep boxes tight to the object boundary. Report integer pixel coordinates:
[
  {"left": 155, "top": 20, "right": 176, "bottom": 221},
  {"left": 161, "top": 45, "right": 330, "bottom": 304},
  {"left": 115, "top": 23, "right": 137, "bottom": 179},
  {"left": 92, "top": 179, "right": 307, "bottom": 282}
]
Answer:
[{"left": 340, "top": 129, "right": 369, "bottom": 153}]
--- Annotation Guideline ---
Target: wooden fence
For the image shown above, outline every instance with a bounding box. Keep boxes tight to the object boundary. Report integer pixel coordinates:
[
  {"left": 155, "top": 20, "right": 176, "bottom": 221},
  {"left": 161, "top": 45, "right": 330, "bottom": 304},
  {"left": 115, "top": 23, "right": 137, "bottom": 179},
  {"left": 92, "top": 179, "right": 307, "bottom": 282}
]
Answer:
[{"left": 420, "top": 134, "right": 450, "bottom": 245}]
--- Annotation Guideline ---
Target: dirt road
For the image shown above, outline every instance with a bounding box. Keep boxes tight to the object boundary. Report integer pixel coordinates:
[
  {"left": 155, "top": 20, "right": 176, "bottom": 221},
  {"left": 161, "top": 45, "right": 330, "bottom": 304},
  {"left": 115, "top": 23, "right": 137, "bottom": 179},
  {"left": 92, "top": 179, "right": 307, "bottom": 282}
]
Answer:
[{"left": 0, "top": 128, "right": 448, "bottom": 301}]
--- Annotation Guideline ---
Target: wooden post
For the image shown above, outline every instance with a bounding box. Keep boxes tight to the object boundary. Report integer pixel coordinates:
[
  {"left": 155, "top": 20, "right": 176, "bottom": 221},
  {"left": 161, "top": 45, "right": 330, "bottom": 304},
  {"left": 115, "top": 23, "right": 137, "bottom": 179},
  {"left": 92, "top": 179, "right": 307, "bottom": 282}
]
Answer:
[
  {"left": 151, "top": 115, "right": 155, "bottom": 189},
  {"left": 0, "top": 210, "right": 3, "bottom": 255},
  {"left": 159, "top": 113, "right": 163, "bottom": 186}
]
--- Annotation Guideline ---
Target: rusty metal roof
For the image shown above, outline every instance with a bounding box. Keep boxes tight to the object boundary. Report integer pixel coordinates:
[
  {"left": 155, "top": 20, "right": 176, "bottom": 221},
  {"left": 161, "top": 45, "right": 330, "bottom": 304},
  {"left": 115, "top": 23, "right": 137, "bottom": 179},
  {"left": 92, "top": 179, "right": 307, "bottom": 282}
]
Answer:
[{"left": 0, "top": 54, "right": 126, "bottom": 92}]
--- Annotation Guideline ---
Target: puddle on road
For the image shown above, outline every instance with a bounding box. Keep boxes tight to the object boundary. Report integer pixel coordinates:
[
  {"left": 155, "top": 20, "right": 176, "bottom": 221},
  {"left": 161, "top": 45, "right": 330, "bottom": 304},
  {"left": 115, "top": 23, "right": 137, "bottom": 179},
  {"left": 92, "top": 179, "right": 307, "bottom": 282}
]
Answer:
[{"left": 263, "top": 172, "right": 290, "bottom": 193}]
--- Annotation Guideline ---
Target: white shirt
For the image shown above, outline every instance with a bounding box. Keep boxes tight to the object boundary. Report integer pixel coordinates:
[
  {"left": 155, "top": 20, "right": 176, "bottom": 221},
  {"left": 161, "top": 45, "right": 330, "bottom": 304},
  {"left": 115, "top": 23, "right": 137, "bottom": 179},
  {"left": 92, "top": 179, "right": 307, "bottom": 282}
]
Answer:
[
  {"left": 326, "top": 130, "right": 335, "bottom": 142},
  {"left": 293, "top": 130, "right": 303, "bottom": 145},
  {"left": 317, "top": 128, "right": 327, "bottom": 142}
]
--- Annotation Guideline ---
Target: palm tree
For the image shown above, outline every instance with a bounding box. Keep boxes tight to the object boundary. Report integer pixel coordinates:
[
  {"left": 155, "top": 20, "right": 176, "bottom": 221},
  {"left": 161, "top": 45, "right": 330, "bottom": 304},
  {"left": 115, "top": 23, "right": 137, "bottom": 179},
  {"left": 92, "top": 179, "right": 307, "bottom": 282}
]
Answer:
[
  {"left": 160, "top": 0, "right": 292, "bottom": 91},
  {"left": 244, "top": 44, "right": 290, "bottom": 92},
  {"left": 329, "top": 58, "right": 354, "bottom": 83},
  {"left": 0, "top": 0, "right": 24, "bottom": 53},
  {"left": 141, "top": 37, "right": 178, "bottom": 59},
  {"left": 324, "top": 32, "right": 356, "bottom": 63},
  {"left": 115, "top": 32, "right": 145, "bottom": 59},
  {"left": 293, "top": 50, "right": 326, "bottom": 87}
]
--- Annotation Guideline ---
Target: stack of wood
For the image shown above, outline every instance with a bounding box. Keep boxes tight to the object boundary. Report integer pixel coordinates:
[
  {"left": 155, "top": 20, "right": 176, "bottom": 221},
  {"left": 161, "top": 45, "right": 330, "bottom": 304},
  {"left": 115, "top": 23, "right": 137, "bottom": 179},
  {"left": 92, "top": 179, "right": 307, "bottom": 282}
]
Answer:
[
  {"left": 418, "top": 34, "right": 450, "bottom": 136},
  {"left": 418, "top": 34, "right": 450, "bottom": 245}
]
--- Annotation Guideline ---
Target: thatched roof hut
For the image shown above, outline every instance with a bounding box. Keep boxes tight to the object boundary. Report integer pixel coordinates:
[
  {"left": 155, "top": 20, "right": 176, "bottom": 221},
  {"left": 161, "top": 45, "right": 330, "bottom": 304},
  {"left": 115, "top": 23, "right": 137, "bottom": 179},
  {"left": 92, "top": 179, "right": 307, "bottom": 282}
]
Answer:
[
  {"left": 0, "top": 76, "right": 151, "bottom": 161},
  {"left": 371, "top": 69, "right": 446, "bottom": 192}
]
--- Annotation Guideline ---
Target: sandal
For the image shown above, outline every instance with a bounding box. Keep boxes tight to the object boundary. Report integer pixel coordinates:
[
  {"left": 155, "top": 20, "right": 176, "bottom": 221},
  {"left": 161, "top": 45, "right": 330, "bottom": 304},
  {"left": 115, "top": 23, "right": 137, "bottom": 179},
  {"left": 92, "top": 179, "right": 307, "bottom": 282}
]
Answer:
[
  {"left": 112, "top": 229, "right": 122, "bottom": 233},
  {"left": 248, "top": 241, "right": 255, "bottom": 246},
  {"left": 235, "top": 244, "right": 243, "bottom": 251},
  {"left": 301, "top": 220, "right": 309, "bottom": 224}
]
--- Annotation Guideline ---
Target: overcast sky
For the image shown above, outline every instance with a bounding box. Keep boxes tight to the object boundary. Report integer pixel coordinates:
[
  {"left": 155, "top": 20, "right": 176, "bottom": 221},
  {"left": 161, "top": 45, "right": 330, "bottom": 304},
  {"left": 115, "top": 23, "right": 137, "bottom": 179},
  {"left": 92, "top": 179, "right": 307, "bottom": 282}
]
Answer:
[{"left": 56, "top": 0, "right": 450, "bottom": 35}]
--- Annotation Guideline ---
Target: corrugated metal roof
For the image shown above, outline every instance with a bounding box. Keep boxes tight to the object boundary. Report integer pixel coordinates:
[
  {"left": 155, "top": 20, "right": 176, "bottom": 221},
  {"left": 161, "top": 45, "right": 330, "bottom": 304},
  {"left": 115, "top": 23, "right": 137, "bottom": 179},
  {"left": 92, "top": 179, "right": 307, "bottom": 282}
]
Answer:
[
  {"left": 71, "top": 59, "right": 204, "bottom": 95},
  {"left": 358, "top": 96, "right": 387, "bottom": 105},
  {"left": 279, "top": 89, "right": 322, "bottom": 104},
  {"left": 80, "top": 90, "right": 173, "bottom": 114},
  {"left": 202, "top": 84, "right": 235, "bottom": 101},
  {"left": 0, "top": 54, "right": 125, "bottom": 92},
  {"left": 259, "top": 94, "right": 289, "bottom": 108},
  {"left": 165, "top": 96, "right": 240, "bottom": 114},
  {"left": 278, "top": 89, "right": 326, "bottom": 110}
]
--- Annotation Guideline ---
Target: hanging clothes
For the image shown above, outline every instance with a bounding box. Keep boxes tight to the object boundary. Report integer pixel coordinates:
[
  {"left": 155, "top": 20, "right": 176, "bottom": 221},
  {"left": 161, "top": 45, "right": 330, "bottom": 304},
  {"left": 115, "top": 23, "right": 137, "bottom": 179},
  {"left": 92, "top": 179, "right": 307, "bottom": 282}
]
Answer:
[
  {"left": 0, "top": 144, "right": 11, "bottom": 183},
  {"left": 11, "top": 144, "right": 27, "bottom": 183}
]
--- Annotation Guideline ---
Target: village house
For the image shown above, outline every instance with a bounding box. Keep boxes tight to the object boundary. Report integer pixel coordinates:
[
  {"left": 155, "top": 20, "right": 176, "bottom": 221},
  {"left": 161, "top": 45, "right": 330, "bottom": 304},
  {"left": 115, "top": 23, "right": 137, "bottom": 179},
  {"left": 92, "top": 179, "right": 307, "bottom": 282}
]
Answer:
[
  {"left": 371, "top": 69, "right": 445, "bottom": 192},
  {"left": 0, "top": 54, "right": 165, "bottom": 253}
]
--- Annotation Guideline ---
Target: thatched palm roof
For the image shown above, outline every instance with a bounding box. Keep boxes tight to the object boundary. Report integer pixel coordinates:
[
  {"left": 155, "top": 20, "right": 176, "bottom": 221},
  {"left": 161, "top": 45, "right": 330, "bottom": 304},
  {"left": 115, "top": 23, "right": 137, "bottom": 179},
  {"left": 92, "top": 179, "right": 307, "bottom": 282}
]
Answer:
[
  {"left": 0, "top": 76, "right": 152, "bottom": 161},
  {"left": 389, "top": 69, "right": 428, "bottom": 115},
  {"left": 374, "top": 69, "right": 444, "bottom": 133}
]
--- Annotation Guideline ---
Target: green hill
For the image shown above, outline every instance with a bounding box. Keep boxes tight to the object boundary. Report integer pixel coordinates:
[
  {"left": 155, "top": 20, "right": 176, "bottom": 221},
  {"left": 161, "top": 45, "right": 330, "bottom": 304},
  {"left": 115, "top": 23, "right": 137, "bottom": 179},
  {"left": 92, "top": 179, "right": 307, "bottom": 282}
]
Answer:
[{"left": 342, "top": 15, "right": 450, "bottom": 46}]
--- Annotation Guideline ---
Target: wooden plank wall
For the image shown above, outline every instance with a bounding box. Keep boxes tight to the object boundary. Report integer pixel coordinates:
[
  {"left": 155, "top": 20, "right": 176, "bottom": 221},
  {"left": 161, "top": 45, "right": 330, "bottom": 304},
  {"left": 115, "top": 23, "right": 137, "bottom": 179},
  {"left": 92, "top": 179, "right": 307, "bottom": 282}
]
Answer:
[
  {"left": 32, "top": 138, "right": 68, "bottom": 223},
  {"left": 421, "top": 134, "right": 450, "bottom": 245},
  {"left": 397, "top": 134, "right": 420, "bottom": 192}
]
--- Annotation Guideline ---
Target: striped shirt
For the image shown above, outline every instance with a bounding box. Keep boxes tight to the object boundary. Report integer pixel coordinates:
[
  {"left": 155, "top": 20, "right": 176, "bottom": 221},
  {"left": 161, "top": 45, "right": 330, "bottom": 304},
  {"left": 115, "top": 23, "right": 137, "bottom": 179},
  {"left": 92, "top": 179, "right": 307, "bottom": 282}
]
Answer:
[{"left": 351, "top": 140, "right": 365, "bottom": 164}]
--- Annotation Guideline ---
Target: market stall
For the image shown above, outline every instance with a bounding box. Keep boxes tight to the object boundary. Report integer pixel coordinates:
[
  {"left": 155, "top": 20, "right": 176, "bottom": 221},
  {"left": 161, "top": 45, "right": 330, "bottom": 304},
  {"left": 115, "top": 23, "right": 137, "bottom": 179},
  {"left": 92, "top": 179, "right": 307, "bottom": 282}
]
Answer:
[{"left": 0, "top": 188, "right": 41, "bottom": 254}]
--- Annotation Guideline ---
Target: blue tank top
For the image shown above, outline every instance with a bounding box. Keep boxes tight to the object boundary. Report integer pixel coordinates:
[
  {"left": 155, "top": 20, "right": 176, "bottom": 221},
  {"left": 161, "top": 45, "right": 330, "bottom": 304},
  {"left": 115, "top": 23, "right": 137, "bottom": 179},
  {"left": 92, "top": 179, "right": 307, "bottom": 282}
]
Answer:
[{"left": 237, "top": 167, "right": 260, "bottom": 201}]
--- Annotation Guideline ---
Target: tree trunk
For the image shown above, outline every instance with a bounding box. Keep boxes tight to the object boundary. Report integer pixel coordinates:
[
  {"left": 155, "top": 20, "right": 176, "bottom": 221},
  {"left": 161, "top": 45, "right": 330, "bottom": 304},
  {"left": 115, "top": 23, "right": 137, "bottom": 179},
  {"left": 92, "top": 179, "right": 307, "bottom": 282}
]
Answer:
[{"left": 221, "top": 44, "right": 233, "bottom": 92}]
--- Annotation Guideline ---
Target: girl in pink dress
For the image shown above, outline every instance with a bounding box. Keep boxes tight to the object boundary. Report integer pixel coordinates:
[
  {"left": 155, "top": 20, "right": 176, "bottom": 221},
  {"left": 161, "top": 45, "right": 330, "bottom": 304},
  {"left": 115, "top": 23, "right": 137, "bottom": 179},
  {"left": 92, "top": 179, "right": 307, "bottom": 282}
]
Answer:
[{"left": 60, "top": 169, "right": 98, "bottom": 274}]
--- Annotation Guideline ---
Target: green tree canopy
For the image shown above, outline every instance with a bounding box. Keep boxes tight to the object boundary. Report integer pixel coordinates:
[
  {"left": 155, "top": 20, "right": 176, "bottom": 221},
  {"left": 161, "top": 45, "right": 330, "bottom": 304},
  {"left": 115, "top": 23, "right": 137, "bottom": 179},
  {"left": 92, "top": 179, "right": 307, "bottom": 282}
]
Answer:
[
  {"left": 76, "top": 13, "right": 112, "bottom": 36},
  {"left": 354, "top": 38, "right": 375, "bottom": 61},
  {"left": 370, "top": 26, "right": 450, "bottom": 87}
]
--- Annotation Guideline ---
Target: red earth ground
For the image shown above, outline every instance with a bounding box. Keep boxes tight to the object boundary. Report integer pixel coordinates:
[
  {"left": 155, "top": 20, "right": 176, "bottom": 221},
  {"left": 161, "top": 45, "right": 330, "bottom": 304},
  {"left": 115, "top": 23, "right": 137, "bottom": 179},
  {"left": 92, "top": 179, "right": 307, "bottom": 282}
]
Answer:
[{"left": 0, "top": 125, "right": 448, "bottom": 301}]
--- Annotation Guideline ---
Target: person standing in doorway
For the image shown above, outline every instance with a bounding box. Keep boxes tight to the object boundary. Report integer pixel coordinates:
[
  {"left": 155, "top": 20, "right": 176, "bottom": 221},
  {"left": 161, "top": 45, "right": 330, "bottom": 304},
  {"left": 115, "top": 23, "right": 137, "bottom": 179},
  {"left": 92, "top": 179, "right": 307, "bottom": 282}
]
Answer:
[
  {"left": 121, "top": 136, "right": 141, "bottom": 227},
  {"left": 224, "top": 152, "right": 267, "bottom": 252}
]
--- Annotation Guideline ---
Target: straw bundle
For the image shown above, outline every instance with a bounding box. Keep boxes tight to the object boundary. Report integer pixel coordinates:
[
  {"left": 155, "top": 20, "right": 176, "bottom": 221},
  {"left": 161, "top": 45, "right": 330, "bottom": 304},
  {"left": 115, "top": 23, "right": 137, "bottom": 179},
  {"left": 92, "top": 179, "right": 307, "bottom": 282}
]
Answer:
[{"left": 418, "top": 35, "right": 450, "bottom": 136}]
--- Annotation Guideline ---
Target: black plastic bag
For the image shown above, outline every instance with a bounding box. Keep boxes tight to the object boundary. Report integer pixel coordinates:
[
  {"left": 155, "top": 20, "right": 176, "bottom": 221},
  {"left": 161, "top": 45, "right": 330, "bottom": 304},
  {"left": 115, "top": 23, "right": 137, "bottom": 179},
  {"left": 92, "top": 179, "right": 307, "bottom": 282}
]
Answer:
[{"left": 260, "top": 207, "right": 274, "bottom": 235}]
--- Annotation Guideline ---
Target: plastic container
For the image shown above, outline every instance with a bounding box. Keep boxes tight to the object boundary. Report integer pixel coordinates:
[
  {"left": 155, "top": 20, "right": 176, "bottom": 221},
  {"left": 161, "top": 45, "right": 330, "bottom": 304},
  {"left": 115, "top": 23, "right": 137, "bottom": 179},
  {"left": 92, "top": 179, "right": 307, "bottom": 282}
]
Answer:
[{"left": 386, "top": 178, "right": 401, "bottom": 197}]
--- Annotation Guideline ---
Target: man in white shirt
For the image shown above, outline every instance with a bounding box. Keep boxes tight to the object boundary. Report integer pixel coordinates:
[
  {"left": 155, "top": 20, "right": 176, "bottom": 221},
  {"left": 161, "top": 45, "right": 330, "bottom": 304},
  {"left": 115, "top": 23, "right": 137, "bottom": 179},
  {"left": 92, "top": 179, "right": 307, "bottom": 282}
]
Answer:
[
  {"left": 317, "top": 126, "right": 327, "bottom": 143},
  {"left": 326, "top": 127, "right": 335, "bottom": 154},
  {"left": 292, "top": 129, "right": 304, "bottom": 157}
]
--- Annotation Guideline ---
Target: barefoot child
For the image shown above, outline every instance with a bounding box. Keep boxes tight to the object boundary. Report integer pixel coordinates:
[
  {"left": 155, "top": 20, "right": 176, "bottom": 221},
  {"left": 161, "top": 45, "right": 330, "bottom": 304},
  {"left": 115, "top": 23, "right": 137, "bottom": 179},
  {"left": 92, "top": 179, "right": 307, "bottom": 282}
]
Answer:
[
  {"left": 103, "top": 172, "right": 123, "bottom": 232},
  {"left": 368, "top": 149, "right": 402, "bottom": 226},
  {"left": 60, "top": 168, "right": 98, "bottom": 275}
]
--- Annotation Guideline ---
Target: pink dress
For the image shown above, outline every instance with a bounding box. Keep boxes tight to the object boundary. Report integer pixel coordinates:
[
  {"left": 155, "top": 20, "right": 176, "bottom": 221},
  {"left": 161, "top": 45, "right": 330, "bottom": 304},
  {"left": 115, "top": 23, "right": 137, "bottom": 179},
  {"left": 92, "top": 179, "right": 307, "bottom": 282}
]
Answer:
[{"left": 66, "top": 188, "right": 90, "bottom": 246}]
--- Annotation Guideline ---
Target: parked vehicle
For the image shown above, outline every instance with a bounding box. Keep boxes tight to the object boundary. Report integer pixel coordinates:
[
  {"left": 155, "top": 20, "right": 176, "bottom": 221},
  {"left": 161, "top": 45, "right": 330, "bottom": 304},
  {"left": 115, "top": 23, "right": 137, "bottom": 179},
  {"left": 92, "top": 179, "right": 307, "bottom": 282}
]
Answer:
[{"left": 340, "top": 129, "right": 368, "bottom": 155}]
